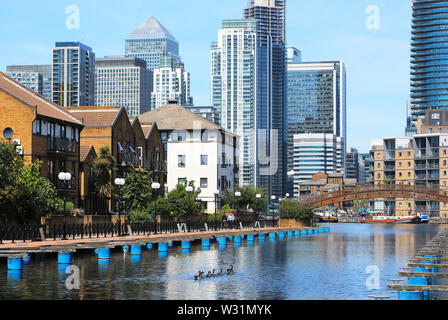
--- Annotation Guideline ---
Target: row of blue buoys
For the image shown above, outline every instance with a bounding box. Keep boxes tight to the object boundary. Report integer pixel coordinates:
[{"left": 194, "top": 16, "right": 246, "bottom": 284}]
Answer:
[{"left": 4, "top": 227, "right": 331, "bottom": 278}]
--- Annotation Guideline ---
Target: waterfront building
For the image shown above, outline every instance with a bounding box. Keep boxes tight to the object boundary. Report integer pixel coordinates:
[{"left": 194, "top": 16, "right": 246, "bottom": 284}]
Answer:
[
  {"left": 286, "top": 47, "right": 302, "bottom": 64},
  {"left": 6, "top": 65, "right": 52, "bottom": 101},
  {"left": 244, "top": 0, "right": 287, "bottom": 199},
  {"left": 297, "top": 172, "right": 356, "bottom": 200},
  {"left": 151, "top": 55, "right": 192, "bottom": 109},
  {"left": 292, "top": 133, "right": 344, "bottom": 198},
  {"left": 138, "top": 103, "right": 240, "bottom": 213},
  {"left": 211, "top": 19, "right": 258, "bottom": 188},
  {"left": 68, "top": 106, "right": 166, "bottom": 210},
  {"left": 370, "top": 134, "right": 448, "bottom": 217},
  {"left": 408, "top": 0, "right": 448, "bottom": 130},
  {"left": 52, "top": 41, "right": 95, "bottom": 107},
  {"left": 184, "top": 105, "right": 219, "bottom": 124},
  {"left": 287, "top": 61, "right": 347, "bottom": 181},
  {"left": 0, "top": 72, "right": 84, "bottom": 206},
  {"left": 95, "top": 56, "right": 153, "bottom": 117},
  {"left": 346, "top": 148, "right": 360, "bottom": 182},
  {"left": 358, "top": 153, "right": 371, "bottom": 186},
  {"left": 125, "top": 16, "right": 180, "bottom": 71}
]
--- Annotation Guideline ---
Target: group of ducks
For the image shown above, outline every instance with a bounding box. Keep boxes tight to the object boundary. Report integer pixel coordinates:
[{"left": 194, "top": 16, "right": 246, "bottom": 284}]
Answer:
[{"left": 194, "top": 265, "right": 234, "bottom": 280}]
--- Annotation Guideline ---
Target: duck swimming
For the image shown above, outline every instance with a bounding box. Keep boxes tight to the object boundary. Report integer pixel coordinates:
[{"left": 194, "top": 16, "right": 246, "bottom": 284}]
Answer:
[
  {"left": 227, "top": 265, "right": 234, "bottom": 275},
  {"left": 194, "top": 271, "right": 204, "bottom": 281},
  {"left": 217, "top": 269, "right": 224, "bottom": 276}
]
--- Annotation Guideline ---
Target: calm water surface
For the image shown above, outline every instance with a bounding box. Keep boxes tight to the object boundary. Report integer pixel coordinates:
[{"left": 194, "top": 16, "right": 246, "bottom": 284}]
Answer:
[{"left": 0, "top": 223, "right": 444, "bottom": 300}]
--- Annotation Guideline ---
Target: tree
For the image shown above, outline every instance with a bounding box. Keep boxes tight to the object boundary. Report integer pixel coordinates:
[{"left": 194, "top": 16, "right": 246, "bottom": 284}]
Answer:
[
  {"left": 92, "top": 146, "right": 117, "bottom": 214},
  {"left": 222, "top": 185, "right": 267, "bottom": 213},
  {"left": 120, "top": 168, "right": 153, "bottom": 213},
  {"left": 280, "top": 199, "right": 314, "bottom": 226},
  {"left": 167, "top": 181, "right": 203, "bottom": 216}
]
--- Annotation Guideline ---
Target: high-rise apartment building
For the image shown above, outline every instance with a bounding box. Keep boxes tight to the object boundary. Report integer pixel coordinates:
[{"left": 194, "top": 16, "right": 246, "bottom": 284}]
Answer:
[
  {"left": 292, "top": 133, "right": 344, "bottom": 198},
  {"left": 346, "top": 148, "right": 360, "bottom": 182},
  {"left": 6, "top": 65, "right": 52, "bottom": 101},
  {"left": 409, "top": 0, "right": 448, "bottom": 130},
  {"left": 52, "top": 42, "right": 95, "bottom": 107},
  {"left": 286, "top": 47, "right": 302, "bottom": 64},
  {"left": 211, "top": 19, "right": 258, "bottom": 187},
  {"left": 5, "top": 71, "right": 42, "bottom": 96},
  {"left": 95, "top": 56, "right": 153, "bottom": 117},
  {"left": 358, "top": 153, "right": 371, "bottom": 186},
  {"left": 370, "top": 133, "right": 448, "bottom": 217},
  {"left": 125, "top": 16, "right": 180, "bottom": 71},
  {"left": 151, "top": 55, "right": 192, "bottom": 109},
  {"left": 244, "top": 0, "right": 287, "bottom": 199},
  {"left": 287, "top": 61, "right": 347, "bottom": 183}
]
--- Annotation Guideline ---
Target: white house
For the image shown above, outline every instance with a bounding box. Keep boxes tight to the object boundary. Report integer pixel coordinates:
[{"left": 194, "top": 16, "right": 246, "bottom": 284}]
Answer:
[{"left": 138, "top": 103, "right": 240, "bottom": 213}]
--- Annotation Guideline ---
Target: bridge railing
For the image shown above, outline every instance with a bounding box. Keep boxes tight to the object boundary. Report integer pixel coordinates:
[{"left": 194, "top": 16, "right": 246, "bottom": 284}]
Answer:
[{"left": 298, "top": 184, "right": 448, "bottom": 207}]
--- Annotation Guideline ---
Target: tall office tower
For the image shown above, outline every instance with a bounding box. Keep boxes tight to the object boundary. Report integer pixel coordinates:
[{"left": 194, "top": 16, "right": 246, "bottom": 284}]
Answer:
[
  {"left": 243, "top": 0, "right": 287, "bottom": 198},
  {"left": 358, "top": 153, "right": 370, "bottom": 186},
  {"left": 286, "top": 47, "right": 302, "bottom": 64},
  {"left": 346, "top": 148, "right": 360, "bottom": 182},
  {"left": 125, "top": 16, "right": 181, "bottom": 71},
  {"left": 52, "top": 42, "right": 95, "bottom": 107},
  {"left": 6, "top": 65, "right": 52, "bottom": 100},
  {"left": 211, "top": 19, "right": 258, "bottom": 187},
  {"left": 151, "top": 55, "right": 192, "bottom": 109},
  {"left": 95, "top": 56, "right": 153, "bottom": 117},
  {"left": 5, "top": 71, "right": 42, "bottom": 95},
  {"left": 287, "top": 61, "right": 347, "bottom": 185},
  {"left": 409, "top": 0, "right": 448, "bottom": 129},
  {"left": 292, "top": 133, "right": 344, "bottom": 197}
]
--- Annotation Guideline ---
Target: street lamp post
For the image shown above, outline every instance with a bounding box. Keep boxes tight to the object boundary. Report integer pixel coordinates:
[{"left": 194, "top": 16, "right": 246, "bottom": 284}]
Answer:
[
  {"left": 114, "top": 178, "right": 125, "bottom": 236},
  {"left": 214, "top": 190, "right": 220, "bottom": 231},
  {"left": 271, "top": 195, "right": 276, "bottom": 225},
  {"left": 256, "top": 193, "right": 261, "bottom": 221},
  {"left": 58, "top": 172, "right": 72, "bottom": 241},
  {"left": 186, "top": 186, "right": 193, "bottom": 231},
  {"left": 152, "top": 182, "right": 161, "bottom": 235}
]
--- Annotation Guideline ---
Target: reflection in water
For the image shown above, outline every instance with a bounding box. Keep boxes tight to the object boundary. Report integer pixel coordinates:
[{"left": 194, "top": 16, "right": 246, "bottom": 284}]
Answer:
[{"left": 0, "top": 224, "right": 444, "bottom": 300}]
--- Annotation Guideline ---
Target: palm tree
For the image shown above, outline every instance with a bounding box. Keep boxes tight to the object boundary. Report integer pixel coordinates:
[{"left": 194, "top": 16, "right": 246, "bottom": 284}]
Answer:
[{"left": 92, "top": 147, "right": 117, "bottom": 214}]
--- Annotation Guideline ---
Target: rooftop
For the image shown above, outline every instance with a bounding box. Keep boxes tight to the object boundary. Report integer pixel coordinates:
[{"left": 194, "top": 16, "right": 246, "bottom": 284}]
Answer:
[
  {"left": 0, "top": 72, "right": 83, "bottom": 125},
  {"left": 67, "top": 106, "right": 125, "bottom": 128},
  {"left": 128, "top": 16, "right": 176, "bottom": 41}
]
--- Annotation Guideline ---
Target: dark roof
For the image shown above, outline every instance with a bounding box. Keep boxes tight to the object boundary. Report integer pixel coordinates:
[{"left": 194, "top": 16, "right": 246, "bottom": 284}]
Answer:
[
  {"left": 67, "top": 106, "right": 125, "bottom": 128},
  {"left": 80, "top": 145, "right": 97, "bottom": 162}
]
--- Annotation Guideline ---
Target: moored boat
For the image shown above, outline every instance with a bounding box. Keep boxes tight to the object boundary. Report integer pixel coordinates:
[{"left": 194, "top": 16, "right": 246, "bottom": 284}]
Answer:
[{"left": 360, "top": 215, "right": 426, "bottom": 224}]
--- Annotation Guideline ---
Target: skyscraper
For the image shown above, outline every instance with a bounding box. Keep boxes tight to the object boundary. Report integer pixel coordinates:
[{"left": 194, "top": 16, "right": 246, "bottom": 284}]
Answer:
[
  {"left": 244, "top": 0, "right": 287, "bottom": 198},
  {"left": 95, "top": 56, "right": 153, "bottom": 117},
  {"left": 211, "top": 19, "right": 258, "bottom": 186},
  {"left": 286, "top": 61, "right": 347, "bottom": 183},
  {"left": 125, "top": 16, "right": 180, "bottom": 71},
  {"left": 52, "top": 41, "right": 95, "bottom": 107},
  {"left": 151, "top": 55, "right": 192, "bottom": 109},
  {"left": 409, "top": 0, "right": 448, "bottom": 127},
  {"left": 6, "top": 65, "right": 52, "bottom": 101},
  {"left": 346, "top": 148, "right": 360, "bottom": 182}
]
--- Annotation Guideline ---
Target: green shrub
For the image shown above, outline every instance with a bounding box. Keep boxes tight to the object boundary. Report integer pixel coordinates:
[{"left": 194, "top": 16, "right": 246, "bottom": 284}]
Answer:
[
  {"left": 129, "top": 209, "right": 152, "bottom": 224},
  {"left": 53, "top": 199, "right": 75, "bottom": 215},
  {"left": 280, "top": 200, "right": 314, "bottom": 225}
]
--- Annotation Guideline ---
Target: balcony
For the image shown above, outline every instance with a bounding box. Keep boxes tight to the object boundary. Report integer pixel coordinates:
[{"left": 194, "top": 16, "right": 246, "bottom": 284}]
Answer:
[
  {"left": 118, "top": 149, "right": 139, "bottom": 167},
  {"left": 48, "top": 137, "right": 77, "bottom": 154}
]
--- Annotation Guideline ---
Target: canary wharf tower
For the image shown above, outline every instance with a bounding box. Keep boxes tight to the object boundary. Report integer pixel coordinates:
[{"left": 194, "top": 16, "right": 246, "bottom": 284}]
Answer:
[
  {"left": 244, "top": 0, "right": 287, "bottom": 198},
  {"left": 410, "top": 0, "right": 448, "bottom": 126}
]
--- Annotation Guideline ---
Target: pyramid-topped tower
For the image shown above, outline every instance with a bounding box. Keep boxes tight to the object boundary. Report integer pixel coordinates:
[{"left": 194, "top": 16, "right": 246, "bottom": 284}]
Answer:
[{"left": 128, "top": 16, "right": 176, "bottom": 41}]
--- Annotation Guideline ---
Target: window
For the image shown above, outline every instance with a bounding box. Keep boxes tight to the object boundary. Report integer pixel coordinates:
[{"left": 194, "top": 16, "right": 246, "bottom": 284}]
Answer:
[
  {"left": 377, "top": 163, "right": 381, "bottom": 168},
  {"left": 444, "top": 149, "right": 447, "bottom": 155},
  {"left": 432, "top": 113, "right": 440, "bottom": 119},
  {"left": 200, "top": 178, "right": 208, "bottom": 188},
  {"left": 200, "top": 155, "right": 208, "bottom": 165},
  {"left": 398, "top": 162, "right": 402, "bottom": 167},
  {"left": 201, "top": 131, "right": 208, "bottom": 141},
  {"left": 178, "top": 178, "right": 186, "bottom": 185},
  {"left": 178, "top": 155, "right": 185, "bottom": 167},
  {"left": 408, "top": 152, "right": 411, "bottom": 156}
]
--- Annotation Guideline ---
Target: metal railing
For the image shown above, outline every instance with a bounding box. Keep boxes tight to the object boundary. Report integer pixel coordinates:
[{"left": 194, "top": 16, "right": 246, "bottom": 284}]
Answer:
[
  {"left": 48, "top": 137, "right": 77, "bottom": 153},
  {"left": 0, "top": 219, "right": 275, "bottom": 243}
]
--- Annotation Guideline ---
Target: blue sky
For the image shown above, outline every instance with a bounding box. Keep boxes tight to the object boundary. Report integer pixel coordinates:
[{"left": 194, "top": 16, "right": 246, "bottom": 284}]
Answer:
[{"left": 0, "top": 0, "right": 412, "bottom": 153}]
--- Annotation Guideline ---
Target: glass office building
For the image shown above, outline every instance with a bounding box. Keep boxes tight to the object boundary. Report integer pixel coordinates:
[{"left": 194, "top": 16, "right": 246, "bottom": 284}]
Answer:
[
  {"left": 6, "top": 65, "right": 52, "bottom": 101},
  {"left": 410, "top": 0, "right": 448, "bottom": 125},
  {"left": 95, "top": 56, "right": 153, "bottom": 117},
  {"left": 52, "top": 42, "right": 95, "bottom": 107},
  {"left": 287, "top": 61, "right": 347, "bottom": 180},
  {"left": 125, "top": 16, "right": 180, "bottom": 71}
]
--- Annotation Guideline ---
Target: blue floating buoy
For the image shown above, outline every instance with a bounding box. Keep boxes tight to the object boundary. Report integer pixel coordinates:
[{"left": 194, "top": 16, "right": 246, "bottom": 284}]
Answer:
[
  {"left": 247, "top": 235, "right": 255, "bottom": 242},
  {"left": 287, "top": 231, "right": 293, "bottom": 238},
  {"left": 269, "top": 233, "right": 276, "bottom": 240},
  {"left": 8, "top": 257, "right": 23, "bottom": 270},
  {"left": 308, "top": 229, "right": 314, "bottom": 235},
  {"left": 234, "top": 236, "right": 242, "bottom": 243},
  {"left": 301, "top": 230, "right": 307, "bottom": 236},
  {"left": 158, "top": 243, "right": 169, "bottom": 252},
  {"left": 58, "top": 252, "right": 71, "bottom": 265},
  {"left": 202, "top": 239, "right": 211, "bottom": 247},
  {"left": 131, "top": 245, "right": 142, "bottom": 255},
  {"left": 259, "top": 234, "right": 266, "bottom": 240},
  {"left": 158, "top": 251, "right": 168, "bottom": 258},
  {"left": 22, "top": 253, "right": 31, "bottom": 264},
  {"left": 123, "top": 245, "right": 129, "bottom": 253},
  {"left": 217, "top": 237, "right": 227, "bottom": 245},
  {"left": 146, "top": 243, "right": 153, "bottom": 250},
  {"left": 294, "top": 230, "right": 301, "bottom": 237},
  {"left": 326, "top": 228, "right": 330, "bottom": 232},
  {"left": 320, "top": 228, "right": 325, "bottom": 233},
  {"left": 182, "top": 241, "right": 191, "bottom": 250},
  {"left": 399, "top": 291, "right": 423, "bottom": 300},
  {"left": 97, "top": 248, "right": 110, "bottom": 260}
]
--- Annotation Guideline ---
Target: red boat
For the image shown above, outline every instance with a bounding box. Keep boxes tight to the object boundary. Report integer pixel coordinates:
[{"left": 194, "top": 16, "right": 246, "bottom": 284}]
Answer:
[{"left": 360, "top": 215, "right": 422, "bottom": 224}]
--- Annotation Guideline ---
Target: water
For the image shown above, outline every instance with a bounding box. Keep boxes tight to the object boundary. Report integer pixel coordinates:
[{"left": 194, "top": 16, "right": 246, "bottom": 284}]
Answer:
[{"left": 0, "top": 223, "right": 444, "bottom": 300}]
